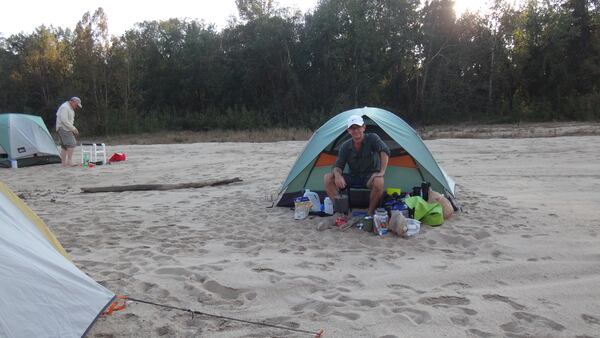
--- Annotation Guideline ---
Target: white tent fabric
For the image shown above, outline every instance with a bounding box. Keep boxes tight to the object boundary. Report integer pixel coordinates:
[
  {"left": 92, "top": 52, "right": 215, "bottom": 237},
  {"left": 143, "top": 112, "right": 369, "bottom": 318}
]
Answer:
[{"left": 0, "top": 182, "right": 114, "bottom": 338}]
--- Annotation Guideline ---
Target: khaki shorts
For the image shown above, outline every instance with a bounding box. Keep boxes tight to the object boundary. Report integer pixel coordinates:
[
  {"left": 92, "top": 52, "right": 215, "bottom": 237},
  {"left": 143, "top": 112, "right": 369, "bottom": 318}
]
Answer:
[{"left": 57, "top": 128, "right": 76, "bottom": 149}]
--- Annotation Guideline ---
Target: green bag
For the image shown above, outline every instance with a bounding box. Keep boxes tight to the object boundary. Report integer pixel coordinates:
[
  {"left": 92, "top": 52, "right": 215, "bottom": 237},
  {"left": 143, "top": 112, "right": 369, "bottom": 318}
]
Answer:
[{"left": 404, "top": 196, "right": 444, "bottom": 226}]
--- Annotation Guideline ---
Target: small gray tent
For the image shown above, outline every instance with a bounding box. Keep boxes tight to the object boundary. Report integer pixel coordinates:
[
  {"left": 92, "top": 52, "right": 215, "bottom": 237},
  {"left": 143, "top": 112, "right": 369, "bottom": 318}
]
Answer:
[
  {"left": 276, "top": 107, "right": 455, "bottom": 207},
  {"left": 0, "top": 113, "right": 61, "bottom": 168},
  {"left": 0, "top": 181, "right": 115, "bottom": 337}
]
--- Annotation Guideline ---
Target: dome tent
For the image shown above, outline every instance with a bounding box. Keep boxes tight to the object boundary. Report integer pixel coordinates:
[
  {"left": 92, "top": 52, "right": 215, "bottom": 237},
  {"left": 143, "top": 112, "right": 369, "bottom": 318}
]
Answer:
[
  {"left": 276, "top": 107, "right": 455, "bottom": 207},
  {"left": 0, "top": 113, "right": 61, "bottom": 168},
  {"left": 0, "top": 181, "right": 115, "bottom": 337}
]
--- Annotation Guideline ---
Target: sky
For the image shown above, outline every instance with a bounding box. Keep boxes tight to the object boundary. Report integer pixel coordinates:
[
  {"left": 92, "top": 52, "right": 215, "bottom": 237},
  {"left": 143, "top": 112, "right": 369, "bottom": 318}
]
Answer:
[{"left": 1, "top": 0, "right": 510, "bottom": 37}]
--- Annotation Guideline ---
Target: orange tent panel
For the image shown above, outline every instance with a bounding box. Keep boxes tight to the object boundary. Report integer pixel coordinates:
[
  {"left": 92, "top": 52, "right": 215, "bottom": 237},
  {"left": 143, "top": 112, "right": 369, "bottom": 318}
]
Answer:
[
  {"left": 315, "top": 153, "right": 337, "bottom": 167},
  {"left": 388, "top": 155, "right": 417, "bottom": 168}
]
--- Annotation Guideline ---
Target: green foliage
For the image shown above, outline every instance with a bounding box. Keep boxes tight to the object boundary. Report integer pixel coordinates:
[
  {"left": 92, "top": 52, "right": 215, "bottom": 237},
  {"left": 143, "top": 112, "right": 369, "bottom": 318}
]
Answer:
[{"left": 1, "top": 0, "right": 599, "bottom": 135}]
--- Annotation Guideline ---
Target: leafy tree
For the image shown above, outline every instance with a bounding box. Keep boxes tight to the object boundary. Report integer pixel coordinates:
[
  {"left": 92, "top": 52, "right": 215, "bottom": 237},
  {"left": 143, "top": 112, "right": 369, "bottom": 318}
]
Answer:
[
  {"left": 416, "top": 0, "right": 459, "bottom": 123},
  {"left": 72, "top": 7, "right": 111, "bottom": 133}
]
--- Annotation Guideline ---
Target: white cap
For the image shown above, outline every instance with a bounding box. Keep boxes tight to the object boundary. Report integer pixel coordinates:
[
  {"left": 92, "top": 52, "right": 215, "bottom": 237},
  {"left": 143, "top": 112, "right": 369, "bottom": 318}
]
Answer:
[
  {"left": 347, "top": 115, "right": 364, "bottom": 128},
  {"left": 70, "top": 97, "right": 82, "bottom": 108}
]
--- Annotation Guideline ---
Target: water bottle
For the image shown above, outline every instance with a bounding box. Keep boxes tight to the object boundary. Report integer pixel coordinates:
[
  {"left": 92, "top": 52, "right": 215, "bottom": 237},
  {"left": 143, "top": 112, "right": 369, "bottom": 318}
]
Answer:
[
  {"left": 303, "top": 189, "right": 321, "bottom": 212},
  {"left": 83, "top": 153, "right": 89, "bottom": 168},
  {"left": 374, "top": 208, "right": 389, "bottom": 236},
  {"left": 323, "top": 197, "right": 334, "bottom": 215}
]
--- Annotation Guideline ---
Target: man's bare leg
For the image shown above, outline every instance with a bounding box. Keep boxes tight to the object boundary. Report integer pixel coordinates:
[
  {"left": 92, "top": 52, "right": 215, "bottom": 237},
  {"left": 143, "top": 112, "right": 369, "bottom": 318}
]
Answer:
[
  {"left": 368, "top": 176, "right": 385, "bottom": 215},
  {"left": 60, "top": 148, "right": 66, "bottom": 166},
  {"left": 323, "top": 172, "right": 338, "bottom": 201},
  {"left": 65, "top": 147, "right": 76, "bottom": 166}
]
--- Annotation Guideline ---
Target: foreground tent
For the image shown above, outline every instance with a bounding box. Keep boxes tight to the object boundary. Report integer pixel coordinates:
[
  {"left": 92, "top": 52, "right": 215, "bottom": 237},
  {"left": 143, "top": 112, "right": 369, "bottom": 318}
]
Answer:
[
  {"left": 0, "top": 113, "right": 61, "bottom": 168},
  {"left": 277, "top": 107, "right": 456, "bottom": 207},
  {"left": 0, "top": 181, "right": 115, "bottom": 337}
]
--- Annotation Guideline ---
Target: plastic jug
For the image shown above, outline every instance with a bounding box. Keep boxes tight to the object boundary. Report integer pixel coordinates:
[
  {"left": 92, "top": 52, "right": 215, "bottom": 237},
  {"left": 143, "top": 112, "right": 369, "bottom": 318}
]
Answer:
[
  {"left": 404, "top": 218, "right": 421, "bottom": 238},
  {"left": 323, "top": 197, "right": 334, "bottom": 215},
  {"left": 294, "top": 197, "right": 311, "bottom": 220},
  {"left": 374, "top": 208, "right": 389, "bottom": 236},
  {"left": 303, "top": 189, "right": 321, "bottom": 212}
]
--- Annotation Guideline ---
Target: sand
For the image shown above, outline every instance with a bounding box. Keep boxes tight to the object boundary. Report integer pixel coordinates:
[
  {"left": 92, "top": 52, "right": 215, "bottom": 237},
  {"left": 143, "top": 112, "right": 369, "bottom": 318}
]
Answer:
[{"left": 3, "top": 135, "right": 600, "bottom": 337}]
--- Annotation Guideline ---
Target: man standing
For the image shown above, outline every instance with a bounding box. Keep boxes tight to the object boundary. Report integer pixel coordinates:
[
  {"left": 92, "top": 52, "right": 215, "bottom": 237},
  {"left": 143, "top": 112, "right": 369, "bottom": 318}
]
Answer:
[
  {"left": 324, "top": 115, "right": 390, "bottom": 215},
  {"left": 55, "top": 97, "right": 82, "bottom": 167}
]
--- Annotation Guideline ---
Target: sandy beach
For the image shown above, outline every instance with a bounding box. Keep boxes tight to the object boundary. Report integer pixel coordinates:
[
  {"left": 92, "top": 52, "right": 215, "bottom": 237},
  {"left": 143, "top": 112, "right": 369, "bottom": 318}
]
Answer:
[{"left": 2, "top": 134, "right": 600, "bottom": 337}]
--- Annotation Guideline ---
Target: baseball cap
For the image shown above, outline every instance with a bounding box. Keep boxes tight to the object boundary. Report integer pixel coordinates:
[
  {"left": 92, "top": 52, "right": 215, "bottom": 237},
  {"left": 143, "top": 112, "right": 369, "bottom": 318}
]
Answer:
[
  {"left": 347, "top": 115, "right": 364, "bottom": 128},
  {"left": 70, "top": 97, "right": 82, "bottom": 108}
]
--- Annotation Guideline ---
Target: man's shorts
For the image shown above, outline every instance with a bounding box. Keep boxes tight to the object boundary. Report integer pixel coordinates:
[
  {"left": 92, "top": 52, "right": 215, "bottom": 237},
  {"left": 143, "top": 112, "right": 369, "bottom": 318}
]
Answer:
[
  {"left": 343, "top": 173, "right": 374, "bottom": 189},
  {"left": 57, "top": 128, "right": 76, "bottom": 149}
]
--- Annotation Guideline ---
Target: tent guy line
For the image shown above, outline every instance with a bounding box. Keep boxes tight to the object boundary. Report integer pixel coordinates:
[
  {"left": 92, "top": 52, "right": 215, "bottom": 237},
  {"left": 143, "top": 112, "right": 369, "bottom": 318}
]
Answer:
[{"left": 119, "top": 295, "right": 325, "bottom": 337}]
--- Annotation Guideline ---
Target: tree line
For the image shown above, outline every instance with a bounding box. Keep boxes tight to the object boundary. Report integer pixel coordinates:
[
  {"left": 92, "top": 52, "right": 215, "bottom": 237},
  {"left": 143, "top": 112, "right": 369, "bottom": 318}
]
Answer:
[{"left": 1, "top": 0, "right": 599, "bottom": 135}]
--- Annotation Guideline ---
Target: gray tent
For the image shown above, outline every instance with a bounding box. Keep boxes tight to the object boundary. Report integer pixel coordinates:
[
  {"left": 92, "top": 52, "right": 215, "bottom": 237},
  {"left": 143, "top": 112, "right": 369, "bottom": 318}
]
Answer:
[
  {"left": 0, "top": 181, "right": 115, "bottom": 337},
  {"left": 0, "top": 113, "right": 61, "bottom": 168}
]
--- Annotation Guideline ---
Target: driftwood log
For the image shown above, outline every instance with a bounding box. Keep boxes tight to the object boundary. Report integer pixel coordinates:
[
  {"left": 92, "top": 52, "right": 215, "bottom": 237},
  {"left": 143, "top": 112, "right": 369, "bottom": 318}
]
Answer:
[{"left": 81, "top": 177, "right": 242, "bottom": 193}]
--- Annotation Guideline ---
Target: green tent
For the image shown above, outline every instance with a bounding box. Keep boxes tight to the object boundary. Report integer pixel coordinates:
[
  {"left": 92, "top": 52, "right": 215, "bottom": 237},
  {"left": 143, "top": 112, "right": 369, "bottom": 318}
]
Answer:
[
  {"left": 276, "top": 107, "right": 455, "bottom": 207},
  {"left": 0, "top": 113, "right": 61, "bottom": 168}
]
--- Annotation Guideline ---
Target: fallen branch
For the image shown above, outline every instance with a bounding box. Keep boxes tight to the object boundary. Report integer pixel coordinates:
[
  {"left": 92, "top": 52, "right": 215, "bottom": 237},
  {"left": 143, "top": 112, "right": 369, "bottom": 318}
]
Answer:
[{"left": 81, "top": 177, "right": 242, "bottom": 193}]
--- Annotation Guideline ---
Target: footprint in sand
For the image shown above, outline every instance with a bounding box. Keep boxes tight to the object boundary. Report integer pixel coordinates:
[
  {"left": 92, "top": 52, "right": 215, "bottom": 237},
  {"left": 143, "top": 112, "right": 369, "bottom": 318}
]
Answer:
[
  {"left": 330, "top": 310, "right": 360, "bottom": 321},
  {"left": 154, "top": 267, "right": 189, "bottom": 276},
  {"left": 467, "top": 328, "right": 495, "bottom": 337},
  {"left": 292, "top": 299, "right": 349, "bottom": 318},
  {"left": 483, "top": 294, "right": 525, "bottom": 310},
  {"left": 450, "top": 315, "right": 469, "bottom": 326},
  {"left": 391, "top": 308, "right": 432, "bottom": 325},
  {"left": 388, "top": 284, "right": 425, "bottom": 295},
  {"left": 472, "top": 229, "right": 491, "bottom": 240},
  {"left": 155, "top": 325, "right": 173, "bottom": 336},
  {"left": 202, "top": 279, "right": 245, "bottom": 300},
  {"left": 500, "top": 311, "right": 565, "bottom": 335},
  {"left": 582, "top": 314, "right": 600, "bottom": 325},
  {"left": 336, "top": 295, "right": 378, "bottom": 308},
  {"left": 442, "top": 282, "right": 472, "bottom": 290},
  {"left": 418, "top": 295, "right": 470, "bottom": 306},
  {"left": 460, "top": 307, "right": 478, "bottom": 316},
  {"left": 244, "top": 291, "right": 257, "bottom": 300}
]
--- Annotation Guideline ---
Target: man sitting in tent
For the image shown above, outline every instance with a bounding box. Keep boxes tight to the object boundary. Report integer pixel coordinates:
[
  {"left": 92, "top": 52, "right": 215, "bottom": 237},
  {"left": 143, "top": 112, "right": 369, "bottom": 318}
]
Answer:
[{"left": 324, "top": 115, "right": 390, "bottom": 215}]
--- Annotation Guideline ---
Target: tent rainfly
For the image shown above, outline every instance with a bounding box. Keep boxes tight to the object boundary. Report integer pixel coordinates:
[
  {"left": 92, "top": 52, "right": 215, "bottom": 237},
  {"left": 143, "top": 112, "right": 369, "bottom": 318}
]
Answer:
[
  {"left": 276, "top": 107, "right": 456, "bottom": 207},
  {"left": 0, "top": 113, "right": 61, "bottom": 168},
  {"left": 0, "top": 181, "right": 115, "bottom": 337}
]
